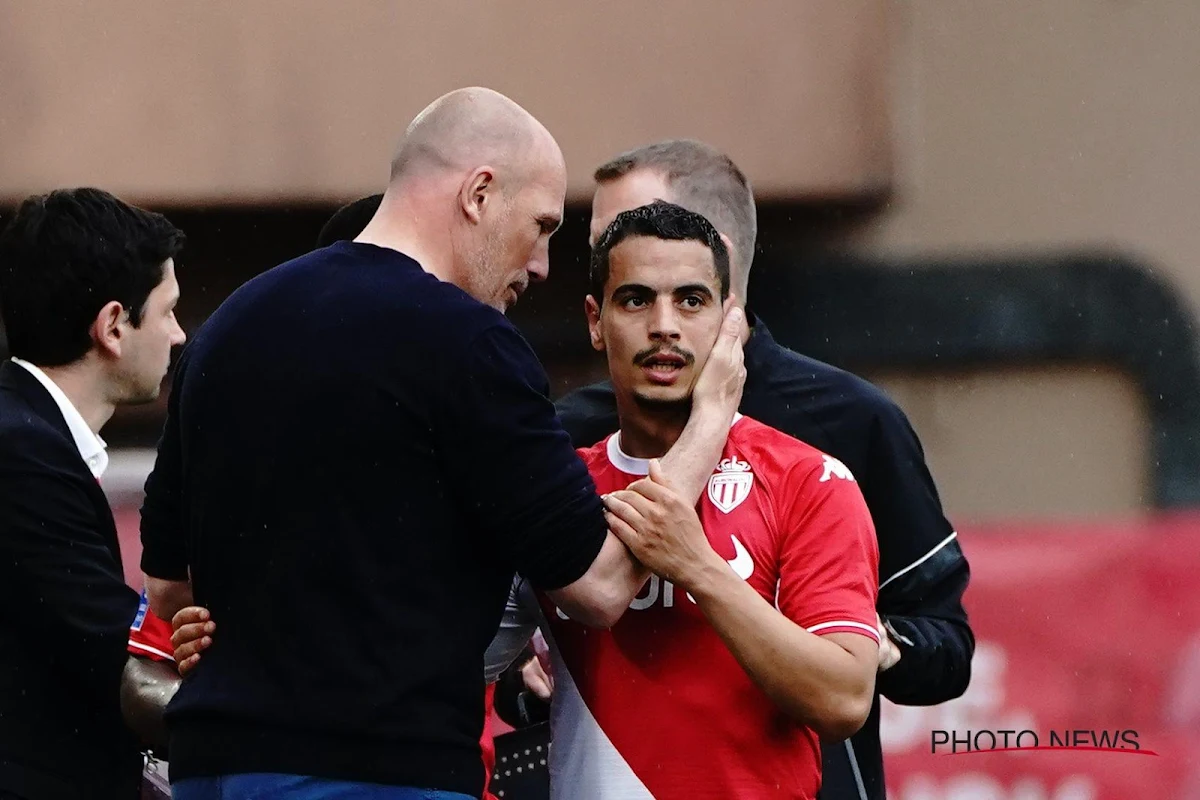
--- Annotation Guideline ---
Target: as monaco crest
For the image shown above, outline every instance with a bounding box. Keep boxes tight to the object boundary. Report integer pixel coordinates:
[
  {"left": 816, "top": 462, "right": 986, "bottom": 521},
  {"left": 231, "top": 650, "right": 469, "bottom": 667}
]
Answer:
[{"left": 707, "top": 457, "right": 754, "bottom": 513}]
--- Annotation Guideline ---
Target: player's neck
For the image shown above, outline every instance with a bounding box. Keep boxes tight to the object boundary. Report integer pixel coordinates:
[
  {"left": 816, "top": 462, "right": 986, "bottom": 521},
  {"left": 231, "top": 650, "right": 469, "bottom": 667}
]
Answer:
[{"left": 615, "top": 400, "right": 690, "bottom": 459}]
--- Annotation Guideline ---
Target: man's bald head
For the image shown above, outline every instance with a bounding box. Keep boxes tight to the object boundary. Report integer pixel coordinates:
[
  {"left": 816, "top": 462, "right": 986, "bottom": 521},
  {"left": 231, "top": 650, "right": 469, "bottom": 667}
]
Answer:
[
  {"left": 390, "top": 87, "right": 562, "bottom": 184},
  {"left": 361, "top": 87, "right": 567, "bottom": 315}
]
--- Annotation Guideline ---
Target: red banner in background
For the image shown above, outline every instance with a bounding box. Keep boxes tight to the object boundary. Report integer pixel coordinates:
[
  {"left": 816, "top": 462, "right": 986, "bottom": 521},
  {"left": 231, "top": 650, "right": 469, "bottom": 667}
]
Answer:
[
  {"left": 880, "top": 514, "right": 1200, "bottom": 800},
  {"left": 112, "top": 506, "right": 1200, "bottom": 798}
]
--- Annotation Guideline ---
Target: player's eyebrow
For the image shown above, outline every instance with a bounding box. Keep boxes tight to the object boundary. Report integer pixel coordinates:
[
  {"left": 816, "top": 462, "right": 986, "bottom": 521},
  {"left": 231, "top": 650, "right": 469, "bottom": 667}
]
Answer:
[
  {"left": 610, "top": 282, "right": 656, "bottom": 299},
  {"left": 671, "top": 283, "right": 714, "bottom": 300}
]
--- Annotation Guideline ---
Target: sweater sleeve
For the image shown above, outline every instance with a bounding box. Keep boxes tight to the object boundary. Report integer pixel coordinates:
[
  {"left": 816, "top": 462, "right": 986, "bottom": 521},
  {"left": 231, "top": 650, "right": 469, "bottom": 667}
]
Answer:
[{"left": 435, "top": 323, "right": 608, "bottom": 591}]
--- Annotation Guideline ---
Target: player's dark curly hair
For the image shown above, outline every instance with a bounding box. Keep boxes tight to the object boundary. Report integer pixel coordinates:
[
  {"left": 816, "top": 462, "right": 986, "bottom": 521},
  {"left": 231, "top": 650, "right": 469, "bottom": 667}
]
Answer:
[{"left": 589, "top": 200, "right": 730, "bottom": 307}]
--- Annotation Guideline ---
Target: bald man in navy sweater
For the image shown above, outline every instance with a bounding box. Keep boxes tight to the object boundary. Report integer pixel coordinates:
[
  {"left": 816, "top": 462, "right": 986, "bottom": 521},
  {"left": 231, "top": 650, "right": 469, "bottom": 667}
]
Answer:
[{"left": 140, "top": 87, "right": 746, "bottom": 799}]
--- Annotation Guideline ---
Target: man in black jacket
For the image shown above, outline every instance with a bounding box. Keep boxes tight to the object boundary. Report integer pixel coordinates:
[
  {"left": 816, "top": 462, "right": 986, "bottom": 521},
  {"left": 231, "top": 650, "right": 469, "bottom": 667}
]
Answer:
[
  {"left": 0, "top": 188, "right": 187, "bottom": 798},
  {"left": 552, "top": 140, "right": 974, "bottom": 800}
]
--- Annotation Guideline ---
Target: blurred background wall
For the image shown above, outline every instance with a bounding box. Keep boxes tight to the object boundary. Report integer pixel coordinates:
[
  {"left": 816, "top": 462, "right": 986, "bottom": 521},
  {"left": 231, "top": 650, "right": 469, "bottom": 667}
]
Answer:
[
  {"left": 6, "top": 0, "right": 1196, "bottom": 523},
  {"left": 859, "top": 0, "right": 1200, "bottom": 520}
]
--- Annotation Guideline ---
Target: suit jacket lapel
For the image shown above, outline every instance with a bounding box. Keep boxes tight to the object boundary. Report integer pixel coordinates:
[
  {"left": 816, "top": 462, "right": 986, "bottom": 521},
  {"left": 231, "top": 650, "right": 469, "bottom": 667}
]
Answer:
[
  {"left": 0, "top": 360, "right": 124, "bottom": 567},
  {"left": 0, "top": 360, "right": 74, "bottom": 443}
]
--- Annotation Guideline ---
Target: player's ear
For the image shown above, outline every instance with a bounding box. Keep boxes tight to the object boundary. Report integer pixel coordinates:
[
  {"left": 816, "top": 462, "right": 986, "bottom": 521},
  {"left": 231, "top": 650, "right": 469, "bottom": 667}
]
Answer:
[{"left": 585, "top": 295, "right": 605, "bottom": 352}]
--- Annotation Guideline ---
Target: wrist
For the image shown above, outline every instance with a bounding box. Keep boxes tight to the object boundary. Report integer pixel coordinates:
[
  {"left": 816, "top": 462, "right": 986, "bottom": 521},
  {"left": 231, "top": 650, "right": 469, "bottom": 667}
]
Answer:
[
  {"left": 680, "top": 554, "right": 739, "bottom": 604},
  {"left": 690, "top": 394, "right": 736, "bottom": 423}
]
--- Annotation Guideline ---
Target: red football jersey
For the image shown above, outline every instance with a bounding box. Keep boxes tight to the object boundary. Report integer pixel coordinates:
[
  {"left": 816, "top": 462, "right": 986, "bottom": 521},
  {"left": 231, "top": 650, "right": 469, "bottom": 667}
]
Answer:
[
  {"left": 534, "top": 415, "right": 880, "bottom": 799},
  {"left": 127, "top": 588, "right": 176, "bottom": 663}
]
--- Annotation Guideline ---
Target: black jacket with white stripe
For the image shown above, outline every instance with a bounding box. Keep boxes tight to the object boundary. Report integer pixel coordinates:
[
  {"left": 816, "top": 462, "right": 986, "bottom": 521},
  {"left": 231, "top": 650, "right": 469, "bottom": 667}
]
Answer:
[{"left": 554, "top": 314, "right": 974, "bottom": 800}]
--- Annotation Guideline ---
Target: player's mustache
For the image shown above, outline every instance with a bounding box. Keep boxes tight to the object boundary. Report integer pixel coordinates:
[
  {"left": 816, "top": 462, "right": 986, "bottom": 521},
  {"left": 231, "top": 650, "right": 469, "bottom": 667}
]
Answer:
[{"left": 633, "top": 345, "right": 695, "bottom": 367}]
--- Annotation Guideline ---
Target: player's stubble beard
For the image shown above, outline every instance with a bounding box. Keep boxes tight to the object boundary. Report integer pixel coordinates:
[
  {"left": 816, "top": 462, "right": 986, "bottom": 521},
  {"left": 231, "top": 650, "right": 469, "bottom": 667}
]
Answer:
[{"left": 631, "top": 344, "right": 696, "bottom": 420}]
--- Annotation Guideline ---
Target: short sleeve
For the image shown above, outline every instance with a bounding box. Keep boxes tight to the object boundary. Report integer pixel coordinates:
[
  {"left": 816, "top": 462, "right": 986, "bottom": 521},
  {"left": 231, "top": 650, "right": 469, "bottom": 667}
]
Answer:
[
  {"left": 436, "top": 323, "right": 607, "bottom": 591},
  {"left": 776, "top": 454, "right": 881, "bottom": 644},
  {"left": 127, "top": 589, "right": 176, "bottom": 663}
]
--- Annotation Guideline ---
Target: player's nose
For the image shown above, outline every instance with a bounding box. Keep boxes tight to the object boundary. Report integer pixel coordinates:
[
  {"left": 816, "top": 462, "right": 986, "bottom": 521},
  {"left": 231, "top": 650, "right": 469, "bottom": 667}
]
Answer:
[{"left": 648, "top": 304, "right": 682, "bottom": 340}]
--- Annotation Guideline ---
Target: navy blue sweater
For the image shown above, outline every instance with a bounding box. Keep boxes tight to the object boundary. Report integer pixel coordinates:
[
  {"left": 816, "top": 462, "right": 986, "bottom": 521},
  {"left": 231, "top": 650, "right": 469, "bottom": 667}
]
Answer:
[{"left": 141, "top": 242, "right": 607, "bottom": 795}]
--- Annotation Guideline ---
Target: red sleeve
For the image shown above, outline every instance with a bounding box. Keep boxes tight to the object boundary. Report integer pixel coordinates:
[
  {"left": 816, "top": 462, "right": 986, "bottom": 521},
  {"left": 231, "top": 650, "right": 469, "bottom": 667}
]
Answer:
[
  {"left": 776, "top": 454, "right": 881, "bottom": 644},
  {"left": 127, "top": 589, "right": 176, "bottom": 663}
]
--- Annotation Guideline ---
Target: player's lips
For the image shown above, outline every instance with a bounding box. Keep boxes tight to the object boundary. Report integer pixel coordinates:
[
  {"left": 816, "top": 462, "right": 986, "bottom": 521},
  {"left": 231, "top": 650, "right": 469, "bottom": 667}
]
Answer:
[{"left": 638, "top": 352, "right": 689, "bottom": 385}]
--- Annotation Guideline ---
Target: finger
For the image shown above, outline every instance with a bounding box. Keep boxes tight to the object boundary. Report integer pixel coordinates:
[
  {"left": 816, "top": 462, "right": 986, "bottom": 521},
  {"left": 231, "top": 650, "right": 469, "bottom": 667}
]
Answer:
[
  {"left": 604, "top": 489, "right": 656, "bottom": 522},
  {"left": 604, "top": 510, "right": 642, "bottom": 549},
  {"left": 529, "top": 675, "right": 553, "bottom": 701},
  {"left": 171, "top": 605, "right": 209, "bottom": 632},
  {"left": 522, "top": 662, "right": 554, "bottom": 700},
  {"left": 719, "top": 303, "right": 745, "bottom": 345},
  {"left": 626, "top": 470, "right": 674, "bottom": 502},
  {"left": 171, "top": 620, "right": 215, "bottom": 649},
  {"left": 178, "top": 653, "right": 201, "bottom": 678},
  {"left": 174, "top": 635, "right": 212, "bottom": 664},
  {"left": 170, "top": 623, "right": 214, "bottom": 652},
  {"left": 646, "top": 459, "right": 678, "bottom": 494}
]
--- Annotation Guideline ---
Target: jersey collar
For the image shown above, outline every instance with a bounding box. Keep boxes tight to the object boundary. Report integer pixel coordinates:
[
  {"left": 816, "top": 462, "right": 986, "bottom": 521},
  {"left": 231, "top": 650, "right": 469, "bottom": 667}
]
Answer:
[{"left": 606, "top": 413, "right": 744, "bottom": 476}]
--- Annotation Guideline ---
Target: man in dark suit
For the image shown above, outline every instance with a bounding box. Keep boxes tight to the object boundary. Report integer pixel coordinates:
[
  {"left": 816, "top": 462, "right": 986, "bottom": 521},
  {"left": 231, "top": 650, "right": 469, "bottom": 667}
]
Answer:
[{"left": 0, "top": 188, "right": 188, "bottom": 799}]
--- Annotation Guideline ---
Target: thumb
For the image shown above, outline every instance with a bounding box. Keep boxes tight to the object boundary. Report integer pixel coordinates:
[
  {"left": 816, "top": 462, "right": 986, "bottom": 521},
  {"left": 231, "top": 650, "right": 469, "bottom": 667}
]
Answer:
[
  {"left": 648, "top": 458, "right": 674, "bottom": 489},
  {"left": 720, "top": 301, "right": 744, "bottom": 341}
]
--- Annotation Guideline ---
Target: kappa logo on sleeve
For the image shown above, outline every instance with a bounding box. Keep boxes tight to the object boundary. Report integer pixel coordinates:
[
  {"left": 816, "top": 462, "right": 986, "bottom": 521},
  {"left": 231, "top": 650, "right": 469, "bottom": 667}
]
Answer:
[{"left": 819, "top": 455, "right": 855, "bottom": 483}]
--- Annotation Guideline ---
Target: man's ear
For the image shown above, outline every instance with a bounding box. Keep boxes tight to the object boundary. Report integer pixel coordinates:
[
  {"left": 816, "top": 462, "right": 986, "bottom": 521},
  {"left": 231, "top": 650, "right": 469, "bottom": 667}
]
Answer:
[
  {"left": 91, "top": 300, "right": 126, "bottom": 359},
  {"left": 584, "top": 295, "right": 605, "bottom": 353},
  {"left": 459, "top": 167, "right": 496, "bottom": 224}
]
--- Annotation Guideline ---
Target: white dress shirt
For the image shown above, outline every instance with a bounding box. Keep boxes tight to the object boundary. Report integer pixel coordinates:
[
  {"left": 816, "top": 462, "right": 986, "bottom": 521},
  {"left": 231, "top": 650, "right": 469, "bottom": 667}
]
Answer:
[{"left": 10, "top": 357, "right": 108, "bottom": 479}]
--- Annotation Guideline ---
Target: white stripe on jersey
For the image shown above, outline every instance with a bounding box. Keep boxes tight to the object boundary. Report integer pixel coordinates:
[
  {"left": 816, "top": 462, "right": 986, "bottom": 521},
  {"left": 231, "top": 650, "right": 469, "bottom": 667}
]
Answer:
[
  {"left": 518, "top": 582, "right": 655, "bottom": 800},
  {"left": 807, "top": 620, "right": 881, "bottom": 641},
  {"left": 127, "top": 640, "right": 175, "bottom": 661}
]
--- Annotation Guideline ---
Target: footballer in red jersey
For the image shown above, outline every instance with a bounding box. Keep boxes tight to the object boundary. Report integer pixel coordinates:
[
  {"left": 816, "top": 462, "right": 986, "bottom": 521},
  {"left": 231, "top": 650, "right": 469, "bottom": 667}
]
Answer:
[
  {"left": 512, "top": 202, "right": 880, "bottom": 799},
  {"left": 524, "top": 416, "right": 879, "bottom": 799}
]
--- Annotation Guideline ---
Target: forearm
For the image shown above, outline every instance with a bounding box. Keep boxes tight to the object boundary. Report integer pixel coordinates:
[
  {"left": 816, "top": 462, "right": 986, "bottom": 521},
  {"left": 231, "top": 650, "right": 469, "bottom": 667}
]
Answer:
[
  {"left": 145, "top": 575, "right": 192, "bottom": 622},
  {"left": 659, "top": 401, "right": 735, "bottom": 503},
  {"left": 120, "top": 656, "right": 181, "bottom": 754},
  {"left": 688, "top": 561, "right": 876, "bottom": 739},
  {"left": 548, "top": 533, "right": 649, "bottom": 628}
]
